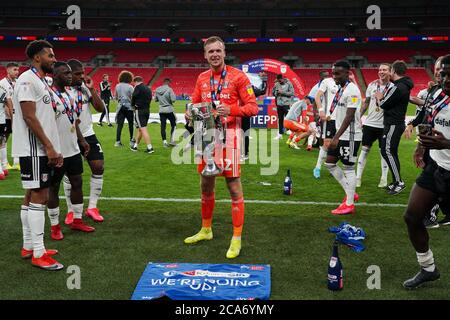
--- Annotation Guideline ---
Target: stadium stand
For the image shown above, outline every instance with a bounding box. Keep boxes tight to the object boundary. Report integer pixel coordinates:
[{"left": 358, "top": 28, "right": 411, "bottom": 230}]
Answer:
[
  {"left": 361, "top": 67, "right": 431, "bottom": 96},
  {"left": 151, "top": 67, "right": 207, "bottom": 96},
  {"left": 90, "top": 67, "right": 158, "bottom": 92}
]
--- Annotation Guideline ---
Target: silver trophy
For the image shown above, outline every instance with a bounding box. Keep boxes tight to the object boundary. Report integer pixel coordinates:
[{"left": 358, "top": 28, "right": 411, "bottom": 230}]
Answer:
[{"left": 187, "top": 102, "right": 223, "bottom": 177}]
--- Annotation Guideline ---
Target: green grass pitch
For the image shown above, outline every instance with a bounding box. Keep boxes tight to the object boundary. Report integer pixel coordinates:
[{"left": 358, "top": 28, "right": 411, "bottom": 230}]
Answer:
[{"left": 0, "top": 102, "right": 449, "bottom": 300}]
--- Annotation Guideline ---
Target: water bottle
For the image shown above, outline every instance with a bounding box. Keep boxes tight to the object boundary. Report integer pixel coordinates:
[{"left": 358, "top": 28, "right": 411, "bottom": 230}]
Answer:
[
  {"left": 283, "top": 169, "right": 293, "bottom": 195},
  {"left": 327, "top": 241, "right": 343, "bottom": 291}
]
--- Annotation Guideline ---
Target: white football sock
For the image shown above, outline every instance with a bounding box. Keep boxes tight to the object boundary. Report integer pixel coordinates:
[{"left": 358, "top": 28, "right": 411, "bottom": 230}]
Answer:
[
  {"left": 28, "top": 202, "right": 46, "bottom": 258},
  {"left": 356, "top": 146, "right": 370, "bottom": 180},
  {"left": 0, "top": 145, "right": 7, "bottom": 167},
  {"left": 325, "top": 163, "right": 348, "bottom": 193},
  {"left": 72, "top": 203, "right": 83, "bottom": 220},
  {"left": 20, "top": 205, "right": 32, "bottom": 250},
  {"left": 417, "top": 250, "right": 436, "bottom": 272},
  {"left": 147, "top": 144, "right": 153, "bottom": 149},
  {"left": 47, "top": 207, "right": 60, "bottom": 226},
  {"left": 343, "top": 165, "right": 356, "bottom": 206},
  {"left": 63, "top": 175, "right": 73, "bottom": 212},
  {"left": 307, "top": 134, "right": 314, "bottom": 147},
  {"left": 315, "top": 146, "right": 327, "bottom": 169},
  {"left": 13, "top": 157, "right": 19, "bottom": 166},
  {"left": 88, "top": 174, "right": 103, "bottom": 209}
]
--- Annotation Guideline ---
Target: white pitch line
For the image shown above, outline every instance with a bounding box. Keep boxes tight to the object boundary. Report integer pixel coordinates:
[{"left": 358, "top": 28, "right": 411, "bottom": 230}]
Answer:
[{"left": 0, "top": 195, "right": 407, "bottom": 208}]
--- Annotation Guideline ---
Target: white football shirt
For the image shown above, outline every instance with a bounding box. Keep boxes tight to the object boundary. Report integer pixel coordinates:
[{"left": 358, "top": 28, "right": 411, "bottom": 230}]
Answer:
[
  {"left": 12, "top": 69, "right": 60, "bottom": 157},
  {"left": 334, "top": 81, "right": 363, "bottom": 141},
  {"left": 364, "top": 80, "right": 393, "bottom": 129},
  {"left": 53, "top": 90, "right": 80, "bottom": 158},
  {"left": 429, "top": 88, "right": 450, "bottom": 171},
  {"left": 67, "top": 83, "right": 94, "bottom": 138},
  {"left": 318, "top": 77, "right": 339, "bottom": 119}
]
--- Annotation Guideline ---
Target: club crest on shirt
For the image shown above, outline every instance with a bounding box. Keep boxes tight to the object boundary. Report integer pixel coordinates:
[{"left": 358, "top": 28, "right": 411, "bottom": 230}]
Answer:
[{"left": 41, "top": 173, "right": 48, "bottom": 182}]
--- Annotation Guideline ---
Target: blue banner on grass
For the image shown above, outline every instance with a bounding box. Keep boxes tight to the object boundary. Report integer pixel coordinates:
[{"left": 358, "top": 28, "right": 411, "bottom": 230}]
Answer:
[{"left": 131, "top": 262, "right": 271, "bottom": 300}]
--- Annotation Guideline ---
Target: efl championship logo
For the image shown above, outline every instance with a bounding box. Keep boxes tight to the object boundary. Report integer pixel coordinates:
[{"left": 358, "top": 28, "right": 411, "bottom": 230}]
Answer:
[
  {"left": 280, "top": 65, "right": 287, "bottom": 74},
  {"left": 242, "top": 65, "right": 249, "bottom": 73}
]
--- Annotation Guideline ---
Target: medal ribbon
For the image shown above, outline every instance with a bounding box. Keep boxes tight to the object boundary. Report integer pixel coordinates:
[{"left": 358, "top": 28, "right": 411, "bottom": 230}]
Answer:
[
  {"left": 329, "top": 81, "right": 349, "bottom": 115},
  {"left": 210, "top": 66, "right": 227, "bottom": 104}
]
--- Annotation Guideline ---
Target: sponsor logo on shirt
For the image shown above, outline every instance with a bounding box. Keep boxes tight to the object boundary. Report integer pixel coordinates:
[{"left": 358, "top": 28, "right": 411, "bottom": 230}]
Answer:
[
  {"left": 43, "top": 95, "right": 51, "bottom": 104},
  {"left": 201, "top": 92, "right": 231, "bottom": 100},
  {"left": 435, "top": 117, "right": 450, "bottom": 127}
]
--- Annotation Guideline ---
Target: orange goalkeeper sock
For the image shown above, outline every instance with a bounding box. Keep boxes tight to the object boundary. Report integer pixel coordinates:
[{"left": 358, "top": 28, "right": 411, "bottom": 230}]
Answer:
[
  {"left": 231, "top": 196, "right": 244, "bottom": 238},
  {"left": 201, "top": 192, "right": 215, "bottom": 228}
]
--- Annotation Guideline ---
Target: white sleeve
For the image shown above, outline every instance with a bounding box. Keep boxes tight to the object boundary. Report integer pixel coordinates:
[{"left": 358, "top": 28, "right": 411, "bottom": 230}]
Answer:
[
  {"left": 346, "top": 85, "right": 362, "bottom": 109},
  {"left": 16, "top": 76, "right": 39, "bottom": 103},
  {"left": 318, "top": 79, "right": 328, "bottom": 93}
]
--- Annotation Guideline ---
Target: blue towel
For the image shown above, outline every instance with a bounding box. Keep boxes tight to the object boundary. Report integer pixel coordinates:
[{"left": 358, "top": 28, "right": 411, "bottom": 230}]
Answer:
[{"left": 328, "top": 222, "right": 366, "bottom": 252}]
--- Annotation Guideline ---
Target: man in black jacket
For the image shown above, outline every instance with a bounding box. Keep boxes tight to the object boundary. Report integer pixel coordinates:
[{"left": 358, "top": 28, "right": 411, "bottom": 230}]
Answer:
[
  {"left": 99, "top": 74, "right": 113, "bottom": 127},
  {"left": 375, "top": 60, "right": 414, "bottom": 195},
  {"left": 130, "top": 76, "right": 154, "bottom": 153}
]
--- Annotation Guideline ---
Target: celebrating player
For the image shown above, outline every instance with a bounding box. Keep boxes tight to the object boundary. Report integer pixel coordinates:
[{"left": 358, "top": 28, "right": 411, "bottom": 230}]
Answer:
[
  {"left": 63, "top": 59, "right": 106, "bottom": 223},
  {"left": 313, "top": 70, "right": 339, "bottom": 179},
  {"left": 12, "top": 40, "right": 62, "bottom": 270},
  {"left": 403, "top": 55, "right": 450, "bottom": 289},
  {"left": 0, "top": 62, "right": 20, "bottom": 175},
  {"left": 375, "top": 60, "right": 414, "bottom": 195},
  {"left": 325, "top": 60, "right": 363, "bottom": 215},
  {"left": 46, "top": 62, "right": 95, "bottom": 240},
  {"left": 284, "top": 98, "right": 316, "bottom": 150},
  {"left": 183, "top": 36, "right": 258, "bottom": 259},
  {"left": 356, "top": 63, "right": 393, "bottom": 188}
]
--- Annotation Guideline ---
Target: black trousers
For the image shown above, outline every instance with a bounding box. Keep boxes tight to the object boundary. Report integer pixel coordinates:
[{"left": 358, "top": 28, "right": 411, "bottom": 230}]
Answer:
[
  {"left": 159, "top": 112, "right": 177, "bottom": 141},
  {"left": 242, "top": 116, "right": 251, "bottom": 156},
  {"left": 116, "top": 108, "right": 134, "bottom": 142},
  {"left": 381, "top": 123, "right": 405, "bottom": 184},
  {"left": 99, "top": 98, "right": 110, "bottom": 123},
  {"left": 277, "top": 105, "right": 290, "bottom": 135}
]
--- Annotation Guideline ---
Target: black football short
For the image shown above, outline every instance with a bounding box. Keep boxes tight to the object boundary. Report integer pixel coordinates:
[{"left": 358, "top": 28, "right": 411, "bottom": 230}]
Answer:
[
  {"left": 79, "top": 134, "right": 104, "bottom": 161},
  {"left": 327, "top": 139, "right": 361, "bottom": 165},
  {"left": 362, "top": 125, "right": 384, "bottom": 148},
  {"left": 19, "top": 156, "right": 52, "bottom": 189}
]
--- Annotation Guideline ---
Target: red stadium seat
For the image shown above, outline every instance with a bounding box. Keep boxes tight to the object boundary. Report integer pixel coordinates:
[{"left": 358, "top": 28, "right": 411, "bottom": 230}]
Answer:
[{"left": 151, "top": 68, "right": 208, "bottom": 96}]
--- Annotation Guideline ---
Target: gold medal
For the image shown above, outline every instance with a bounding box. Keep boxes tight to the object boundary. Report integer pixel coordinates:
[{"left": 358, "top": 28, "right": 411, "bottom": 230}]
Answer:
[
  {"left": 376, "top": 107, "right": 380, "bottom": 112},
  {"left": 70, "top": 125, "right": 75, "bottom": 133},
  {"left": 326, "top": 116, "right": 331, "bottom": 121}
]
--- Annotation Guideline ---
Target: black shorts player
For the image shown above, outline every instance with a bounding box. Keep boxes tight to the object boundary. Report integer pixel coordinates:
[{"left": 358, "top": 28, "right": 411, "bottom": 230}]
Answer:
[
  {"left": 327, "top": 139, "right": 361, "bottom": 166},
  {"left": 362, "top": 125, "right": 383, "bottom": 148},
  {"left": 134, "top": 108, "right": 150, "bottom": 128},
  {"left": 79, "top": 134, "right": 104, "bottom": 161},
  {"left": 321, "top": 120, "right": 336, "bottom": 139},
  {"left": 19, "top": 156, "right": 53, "bottom": 189}
]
